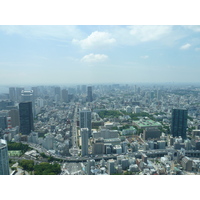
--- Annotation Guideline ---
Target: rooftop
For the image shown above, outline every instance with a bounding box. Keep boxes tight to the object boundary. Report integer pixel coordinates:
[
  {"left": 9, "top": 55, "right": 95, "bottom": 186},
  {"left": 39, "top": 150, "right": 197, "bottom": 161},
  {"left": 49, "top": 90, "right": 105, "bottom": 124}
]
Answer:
[{"left": 133, "top": 119, "right": 162, "bottom": 128}]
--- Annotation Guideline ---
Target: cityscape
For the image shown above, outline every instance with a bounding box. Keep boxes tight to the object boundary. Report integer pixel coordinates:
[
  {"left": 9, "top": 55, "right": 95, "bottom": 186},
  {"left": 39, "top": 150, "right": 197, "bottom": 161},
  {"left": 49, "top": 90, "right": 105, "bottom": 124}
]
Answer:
[
  {"left": 1, "top": 83, "right": 200, "bottom": 175},
  {"left": 1, "top": 25, "right": 200, "bottom": 176}
]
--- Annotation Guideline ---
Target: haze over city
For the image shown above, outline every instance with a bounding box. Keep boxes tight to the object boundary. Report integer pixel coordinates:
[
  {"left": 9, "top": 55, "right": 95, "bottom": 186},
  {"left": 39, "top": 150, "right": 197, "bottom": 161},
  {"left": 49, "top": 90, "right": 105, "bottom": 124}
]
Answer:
[{"left": 1, "top": 25, "right": 200, "bottom": 86}]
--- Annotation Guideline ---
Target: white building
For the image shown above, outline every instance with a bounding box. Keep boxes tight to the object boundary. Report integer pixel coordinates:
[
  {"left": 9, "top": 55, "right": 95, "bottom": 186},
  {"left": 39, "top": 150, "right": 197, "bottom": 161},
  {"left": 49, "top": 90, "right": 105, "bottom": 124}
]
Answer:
[
  {"left": 0, "top": 139, "right": 10, "bottom": 175},
  {"left": 135, "top": 106, "right": 141, "bottom": 113},
  {"left": 80, "top": 108, "right": 92, "bottom": 136}
]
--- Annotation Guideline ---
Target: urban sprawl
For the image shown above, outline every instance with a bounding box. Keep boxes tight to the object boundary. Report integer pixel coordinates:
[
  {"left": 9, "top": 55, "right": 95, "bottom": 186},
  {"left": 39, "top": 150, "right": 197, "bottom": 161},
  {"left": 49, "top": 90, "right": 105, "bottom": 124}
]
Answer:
[{"left": 1, "top": 83, "right": 200, "bottom": 175}]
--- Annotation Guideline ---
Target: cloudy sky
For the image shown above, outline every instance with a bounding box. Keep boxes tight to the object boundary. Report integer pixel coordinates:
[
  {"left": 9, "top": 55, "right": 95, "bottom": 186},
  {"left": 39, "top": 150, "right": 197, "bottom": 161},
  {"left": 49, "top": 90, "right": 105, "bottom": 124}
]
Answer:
[{"left": 0, "top": 25, "right": 200, "bottom": 86}]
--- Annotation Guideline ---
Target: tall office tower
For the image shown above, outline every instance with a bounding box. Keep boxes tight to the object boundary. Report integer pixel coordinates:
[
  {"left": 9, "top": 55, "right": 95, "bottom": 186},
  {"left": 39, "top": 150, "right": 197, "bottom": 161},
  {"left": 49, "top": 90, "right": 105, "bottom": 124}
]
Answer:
[
  {"left": 16, "top": 87, "right": 24, "bottom": 102},
  {"left": 0, "top": 116, "right": 7, "bottom": 130},
  {"left": 87, "top": 86, "right": 93, "bottom": 102},
  {"left": 54, "top": 87, "right": 61, "bottom": 101},
  {"left": 81, "top": 85, "right": 87, "bottom": 94},
  {"left": 21, "top": 90, "right": 35, "bottom": 117},
  {"left": 31, "top": 87, "right": 38, "bottom": 99},
  {"left": 0, "top": 139, "right": 10, "bottom": 175},
  {"left": 19, "top": 102, "right": 34, "bottom": 135},
  {"left": 80, "top": 108, "right": 92, "bottom": 136},
  {"left": 61, "top": 89, "right": 68, "bottom": 103},
  {"left": 171, "top": 109, "right": 188, "bottom": 139},
  {"left": 81, "top": 128, "right": 89, "bottom": 156},
  {"left": 8, "top": 109, "right": 20, "bottom": 127},
  {"left": 9, "top": 87, "right": 16, "bottom": 102}
]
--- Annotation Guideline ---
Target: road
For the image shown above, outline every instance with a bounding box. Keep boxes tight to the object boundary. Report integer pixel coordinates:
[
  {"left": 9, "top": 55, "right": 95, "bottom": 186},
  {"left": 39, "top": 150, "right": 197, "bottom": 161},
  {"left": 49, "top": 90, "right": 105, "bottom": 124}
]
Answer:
[{"left": 69, "top": 103, "right": 80, "bottom": 156}]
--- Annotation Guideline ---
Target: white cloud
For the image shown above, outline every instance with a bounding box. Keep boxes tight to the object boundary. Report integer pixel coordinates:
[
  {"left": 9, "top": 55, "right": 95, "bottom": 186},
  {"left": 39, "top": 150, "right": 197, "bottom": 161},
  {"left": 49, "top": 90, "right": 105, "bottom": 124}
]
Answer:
[
  {"left": 81, "top": 53, "right": 108, "bottom": 63},
  {"left": 184, "top": 25, "right": 200, "bottom": 32},
  {"left": 180, "top": 43, "right": 191, "bottom": 50},
  {"left": 140, "top": 55, "right": 149, "bottom": 59},
  {"left": 72, "top": 31, "right": 116, "bottom": 49},
  {"left": 128, "top": 25, "right": 172, "bottom": 42}
]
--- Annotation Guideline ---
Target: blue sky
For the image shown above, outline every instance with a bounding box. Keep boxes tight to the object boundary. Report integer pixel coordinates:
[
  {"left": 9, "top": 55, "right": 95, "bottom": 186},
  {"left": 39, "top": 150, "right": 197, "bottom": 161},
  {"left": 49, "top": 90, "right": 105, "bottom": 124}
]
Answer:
[{"left": 0, "top": 25, "right": 200, "bottom": 86}]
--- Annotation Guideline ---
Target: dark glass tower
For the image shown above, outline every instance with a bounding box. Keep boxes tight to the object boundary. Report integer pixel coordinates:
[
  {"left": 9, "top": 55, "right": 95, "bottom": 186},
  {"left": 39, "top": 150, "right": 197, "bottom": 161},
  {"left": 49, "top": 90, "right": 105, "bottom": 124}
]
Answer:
[
  {"left": 171, "top": 109, "right": 187, "bottom": 139},
  {"left": 19, "top": 102, "right": 34, "bottom": 135}
]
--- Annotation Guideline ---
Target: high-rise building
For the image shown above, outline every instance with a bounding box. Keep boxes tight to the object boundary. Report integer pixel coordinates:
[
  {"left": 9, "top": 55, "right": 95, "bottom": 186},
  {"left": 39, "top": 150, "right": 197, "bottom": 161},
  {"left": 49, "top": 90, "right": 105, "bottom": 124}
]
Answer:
[
  {"left": 16, "top": 87, "right": 24, "bottom": 102},
  {"left": 9, "top": 87, "right": 16, "bottom": 102},
  {"left": 81, "top": 85, "right": 87, "bottom": 94},
  {"left": 54, "top": 87, "right": 61, "bottom": 101},
  {"left": 107, "top": 159, "right": 115, "bottom": 175},
  {"left": 19, "top": 102, "right": 34, "bottom": 135},
  {"left": 171, "top": 109, "right": 188, "bottom": 139},
  {"left": 81, "top": 128, "right": 89, "bottom": 156},
  {"left": 61, "top": 89, "right": 68, "bottom": 103},
  {"left": 8, "top": 109, "right": 20, "bottom": 127},
  {"left": 80, "top": 108, "right": 92, "bottom": 136},
  {"left": 21, "top": 90, "right": 35, "bottom": 117},
  {"left": 87, "top": 86, "right": 93, "bottom": 102},
  {"left": 0, "top": 139, "right": 10, "bottom": 175},
  {"left": 0, "top": 116, "right": 7, "bottom": 130}
]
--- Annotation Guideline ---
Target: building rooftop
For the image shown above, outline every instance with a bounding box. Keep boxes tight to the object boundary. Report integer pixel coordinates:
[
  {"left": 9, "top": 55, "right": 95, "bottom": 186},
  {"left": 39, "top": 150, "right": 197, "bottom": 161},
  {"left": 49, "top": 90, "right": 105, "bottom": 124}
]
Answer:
[{"left": 133, "top": 119, "right": 162, "bottom": 128}]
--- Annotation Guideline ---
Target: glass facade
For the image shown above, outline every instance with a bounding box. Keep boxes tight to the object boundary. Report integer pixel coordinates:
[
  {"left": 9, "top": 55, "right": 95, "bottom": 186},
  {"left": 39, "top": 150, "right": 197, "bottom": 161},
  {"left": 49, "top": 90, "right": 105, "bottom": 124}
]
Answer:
[
  {"left": 19, "top": 102, "right": 34, "bottom": 135},
  {"left": 171, "top": 109, "right": 188, "bottom": 139}
]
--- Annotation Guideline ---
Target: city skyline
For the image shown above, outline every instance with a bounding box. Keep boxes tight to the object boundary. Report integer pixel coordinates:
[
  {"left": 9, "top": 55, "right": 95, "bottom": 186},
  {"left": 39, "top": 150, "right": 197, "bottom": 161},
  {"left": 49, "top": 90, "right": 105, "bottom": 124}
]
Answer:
[{"left": 0, "top": 25, "right": 200, "bottom": 85}]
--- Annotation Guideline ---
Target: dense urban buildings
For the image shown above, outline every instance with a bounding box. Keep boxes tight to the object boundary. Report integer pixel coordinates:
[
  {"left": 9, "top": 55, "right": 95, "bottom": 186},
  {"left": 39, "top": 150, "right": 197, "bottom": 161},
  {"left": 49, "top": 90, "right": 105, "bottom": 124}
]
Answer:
[{"left": 1, "top": 83, "right": 200, "bottom": 175}]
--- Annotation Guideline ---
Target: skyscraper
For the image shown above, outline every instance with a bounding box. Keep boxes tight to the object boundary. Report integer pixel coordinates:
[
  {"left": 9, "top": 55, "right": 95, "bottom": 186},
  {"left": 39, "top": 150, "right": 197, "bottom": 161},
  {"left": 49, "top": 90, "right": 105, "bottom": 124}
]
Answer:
[
  {"left": 16, "top": 87, "right": 24, "bottom": 102},
  {"left": 55, "top": 86, "right": 61, "bottom": 101},
  {"left": 61, "top": 89, "right": 68, "bottom": 103},
  {"left": 21, "top": 90, "right": 35, "bottom": 117},
  {"left": 171, "top": 109, "right": 188, "bottom": 139},
  {"left": 87, "top": 86, "right": 93, "bottom": 102},
  {"left": 0, "top": 139, "right": 10, "bottom": 175},
  {"left": 80, "top": 108, "right": 92, "bottom": 136},
  {"left": 19, "top": 102, "right": 34, "bottom": 135},
  {"left": 81, "top": 128, "right": 89, "bottom": 156},
  {"left": 9, "top": 87, "right": 16, "bottom": 102}
]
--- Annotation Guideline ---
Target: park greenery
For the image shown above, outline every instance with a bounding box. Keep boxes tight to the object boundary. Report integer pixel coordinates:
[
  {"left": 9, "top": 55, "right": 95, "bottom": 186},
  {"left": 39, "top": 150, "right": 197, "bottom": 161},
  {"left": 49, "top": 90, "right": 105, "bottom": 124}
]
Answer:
[
  {"left": 34, "top": 162, "right": 61, "bottom": 175},
  {"left": 98, "top": 110, "right": 122, "bottom": 119},
  {"left": 18, "top": 159, "right": 61, "bottom": 175},
  {"left": 7, "top": 142, "right": 31, "bottom": 154}
]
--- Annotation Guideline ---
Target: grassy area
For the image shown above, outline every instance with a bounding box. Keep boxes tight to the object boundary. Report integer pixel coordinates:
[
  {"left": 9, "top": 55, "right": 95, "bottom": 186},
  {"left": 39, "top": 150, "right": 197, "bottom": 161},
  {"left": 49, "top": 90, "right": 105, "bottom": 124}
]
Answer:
[{"left": 8, "top": 150, "right": 22, "bottom": 157}]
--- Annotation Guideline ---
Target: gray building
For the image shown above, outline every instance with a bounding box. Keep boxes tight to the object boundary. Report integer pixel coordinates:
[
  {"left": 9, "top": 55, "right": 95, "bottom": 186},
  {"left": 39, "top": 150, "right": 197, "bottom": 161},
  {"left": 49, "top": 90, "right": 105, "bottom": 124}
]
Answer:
[
  {"left": 80, "top": 108, "right": 92, "bottom": 136},
  {"left": 9, "top": 87, "right": 16, "bottom": 102},
  {"left": 81, "top": 128, "right": 89, "bottom": 156},
  {"left": 0, "top": 139, "right": 10, "bottom": 175},
  {"left": 87, "top": 86, "right": 93, "bottom": 102},
  {"left": 92, "top": 138, "right": 104, "bottom": 155},
  {"left": 181, "top": 156, "right": 192, "bottom": 171},
  {"left": 143, "top": 127, "right": 161, "bottom": 140},
  {"left": 107, "top": 159, "right": 115, "bottom": 175}
]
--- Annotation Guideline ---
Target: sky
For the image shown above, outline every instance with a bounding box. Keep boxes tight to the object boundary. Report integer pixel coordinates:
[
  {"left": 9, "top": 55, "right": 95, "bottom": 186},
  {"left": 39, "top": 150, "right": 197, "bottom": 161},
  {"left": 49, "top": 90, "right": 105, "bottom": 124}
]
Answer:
[{"left": 1, "top": 25, "right": 200, "bottom": 86}]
